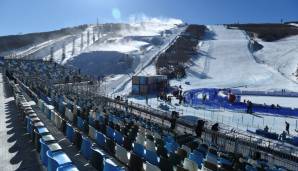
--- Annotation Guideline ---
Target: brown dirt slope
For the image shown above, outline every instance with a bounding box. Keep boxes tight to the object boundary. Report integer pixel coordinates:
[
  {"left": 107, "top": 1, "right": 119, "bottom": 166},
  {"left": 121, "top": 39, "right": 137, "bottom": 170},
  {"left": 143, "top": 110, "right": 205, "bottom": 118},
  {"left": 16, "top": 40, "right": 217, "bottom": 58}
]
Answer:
[{"left": 227, "top": 23, "right": 298, "bottom": 42}]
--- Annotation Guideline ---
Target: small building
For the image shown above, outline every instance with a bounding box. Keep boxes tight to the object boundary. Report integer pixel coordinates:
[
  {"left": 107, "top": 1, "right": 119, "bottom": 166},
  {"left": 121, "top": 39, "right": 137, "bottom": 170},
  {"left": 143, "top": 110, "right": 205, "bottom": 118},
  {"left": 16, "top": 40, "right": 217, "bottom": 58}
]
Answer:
[{"left": 131, "top": 75, "right": 168, "bottom": 95}]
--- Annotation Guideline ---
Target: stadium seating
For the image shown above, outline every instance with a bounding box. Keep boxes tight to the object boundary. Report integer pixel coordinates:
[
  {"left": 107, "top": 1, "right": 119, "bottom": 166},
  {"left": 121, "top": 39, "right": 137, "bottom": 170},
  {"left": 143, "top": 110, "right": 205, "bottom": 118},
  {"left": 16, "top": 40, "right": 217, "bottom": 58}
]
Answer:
[{"left": 7, "top": 59, "right": 296, "bottom": 171}]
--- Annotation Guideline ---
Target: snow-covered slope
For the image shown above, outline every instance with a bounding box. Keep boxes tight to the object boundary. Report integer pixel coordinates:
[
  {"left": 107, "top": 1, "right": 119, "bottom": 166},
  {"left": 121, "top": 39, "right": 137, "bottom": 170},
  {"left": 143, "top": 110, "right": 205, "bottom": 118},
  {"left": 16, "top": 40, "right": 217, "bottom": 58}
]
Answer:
[
  {"left": 65, "top": 18, "right": 186, "bottom": 94},
  {"left": 1, "top": 25, "right": 96, "bottom": 63},
  {"left": 253, "top": 35, "right": 298, "bottom": 83},
  {"left": 171, "top": 25, "right": 298, "bottom": 92}
]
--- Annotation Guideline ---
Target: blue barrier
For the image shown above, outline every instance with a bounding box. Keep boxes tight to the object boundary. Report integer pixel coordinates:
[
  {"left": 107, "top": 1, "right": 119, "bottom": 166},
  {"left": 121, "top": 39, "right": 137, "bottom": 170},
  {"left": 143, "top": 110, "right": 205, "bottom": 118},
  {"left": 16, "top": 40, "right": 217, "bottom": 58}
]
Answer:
[
  {"left": 292, "top": 137, "right": 298, "bottom": 146},
  {"left": 255, "top": 129, "right": 279, "bottom": 140},
  {"left": 184, "top": 88, "right": 298, "bottom": 117}
]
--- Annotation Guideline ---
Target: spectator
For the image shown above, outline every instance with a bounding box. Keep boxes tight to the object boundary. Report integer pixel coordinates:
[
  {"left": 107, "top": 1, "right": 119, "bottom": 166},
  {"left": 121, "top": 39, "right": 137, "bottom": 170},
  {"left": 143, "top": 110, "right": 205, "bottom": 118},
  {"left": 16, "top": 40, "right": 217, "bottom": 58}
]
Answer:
[
  {"left": 211, "top": 123, "right": 219, "bottom": 145},
  {"left": 178, "top": 95, "right": 183, "bottom": 105},
  {"left": 246, "top": 101, "right": 253, "bottom": 114},
  {"left": 202, "top": 94, "right": 207, "bottom": 101},
  {"left": 264, "top": 125, "right": 269, "bottom": 133},
  {"left": 285, "top": 121, "right": 290, "bottom": 134},
  {"left": 170, "top": 116, "right": 177, "bottom": 131},
  {"left": 252, "top": 151, "right": 261, "bottom": 160},
  {"left": 279, "top": 131, "right": 287, "bottom": 141},
  {"left": 195, "top": 120, "right": 205, "bottom": 138},
  {"left": 170, "top": 111, "right": 179, "bottom": 131}
]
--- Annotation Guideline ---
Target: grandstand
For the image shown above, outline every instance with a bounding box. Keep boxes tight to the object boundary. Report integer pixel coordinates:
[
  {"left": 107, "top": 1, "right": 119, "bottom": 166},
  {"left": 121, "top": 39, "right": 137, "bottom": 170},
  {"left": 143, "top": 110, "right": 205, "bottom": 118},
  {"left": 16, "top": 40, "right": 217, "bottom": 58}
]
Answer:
[{"left": 4, "top": 59, "right": 298, "bottom": 171}]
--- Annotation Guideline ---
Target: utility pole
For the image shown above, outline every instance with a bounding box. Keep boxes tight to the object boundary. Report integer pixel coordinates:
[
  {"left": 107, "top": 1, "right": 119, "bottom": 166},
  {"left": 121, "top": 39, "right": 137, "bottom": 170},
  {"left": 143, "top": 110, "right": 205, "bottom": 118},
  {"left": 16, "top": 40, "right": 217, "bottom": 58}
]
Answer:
[
  {"left": 80, "top": 33, "right": 84, "bottom": 51},
  {"left": 72, "top": 37, "right": 76, "bottom": 55},
  {"left": 87, "top": 31, "right": 90, "bottom": 46},
  {"left": 50, "top": 47, "right": 54, "bottom": 62},
  {"left": 62, "top": 43, "right": 66, "bottom": 62},
  {"left": 97, "top": 17, "right": 100, "bottom": 39},
  {"left": 93, "top": 27, "right": 96, "bottom": 43}
]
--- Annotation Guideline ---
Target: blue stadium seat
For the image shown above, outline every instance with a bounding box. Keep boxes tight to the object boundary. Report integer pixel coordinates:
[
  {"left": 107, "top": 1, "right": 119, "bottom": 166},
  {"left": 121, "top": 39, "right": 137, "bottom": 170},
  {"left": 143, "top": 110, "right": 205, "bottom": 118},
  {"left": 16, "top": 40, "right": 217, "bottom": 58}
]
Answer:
[
  {"left": 189, "top": 152, "right": 204, "bottom": 169},
  {"left": 145, "top": 149, "right": 159, "bottom": 166},
  {"left": 114, "top": 130, "right": 124, "bottom": 145},
  {"left": 46, "top": 150, "right": 72, "bottom": 171},
  {"left": 40, "top": 138, "right": 50, "bottom": 166},
  {"left": 245, "top": 164, "right": 258, "bottom": 171},
  {"left": 56, "top": 163, "right": 79, "bottom": 171},
  {"left": 77, "top": 116, "right": 84, "bottom": 131},
  {"left": 107, "top": 126, "right": 115, "bottom": 139},
  {"left": 26, "top": 116, "right": 33, "bottom": 134},
  {"left": 89, "top": 116, "right": 95, "bottom": 127},
  {"left": 133, "top": 143, "right": 145, "bottom": 158},
  {"left": 165, "top": 142, "right": 179, "bottom": 154},
  {"left": 95, "top": 131, "right": 106, "bottom": 147},
  {"left": 80, "top": 136, "right": 93, "bottom": 160},
  {"left": 103, "top": 159, "right": 124, "bottom": 171},
  {"left": 66, "top": 123, "right": 74, "bottom": 142},
  {"left": 91, "top": 146, "right": 106, "bottom": 170}
]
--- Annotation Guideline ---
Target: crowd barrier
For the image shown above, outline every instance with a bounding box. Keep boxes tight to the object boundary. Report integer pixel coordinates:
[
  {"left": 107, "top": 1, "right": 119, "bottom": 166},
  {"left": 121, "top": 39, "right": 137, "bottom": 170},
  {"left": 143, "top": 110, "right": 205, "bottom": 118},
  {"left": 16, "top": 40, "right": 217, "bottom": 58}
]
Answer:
[
  {"left": 184, "top": 88, "right": 298, "bottom": 117},
  {"left": 231, "top": 89, "right": 298, "bottom": 98}
]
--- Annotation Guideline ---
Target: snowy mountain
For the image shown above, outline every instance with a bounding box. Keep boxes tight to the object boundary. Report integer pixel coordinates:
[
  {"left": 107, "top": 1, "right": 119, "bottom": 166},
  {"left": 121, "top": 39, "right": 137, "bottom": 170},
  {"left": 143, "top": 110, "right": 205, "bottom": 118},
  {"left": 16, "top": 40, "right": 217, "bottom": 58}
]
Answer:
[
  {"left": 3, "top": 20, "right": 298, "bottom": 136},
  {"left": 169, "top": 25, "right": 298, "bottom": 93},
  {"left": 2, "top": 20, "right": 298, "bottom": 94}
]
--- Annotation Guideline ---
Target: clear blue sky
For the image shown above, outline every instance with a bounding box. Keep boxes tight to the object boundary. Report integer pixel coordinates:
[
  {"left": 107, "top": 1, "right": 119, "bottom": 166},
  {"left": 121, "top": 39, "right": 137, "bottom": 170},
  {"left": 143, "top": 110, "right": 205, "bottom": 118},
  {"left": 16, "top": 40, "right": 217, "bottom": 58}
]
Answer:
[{"left": 0, "top": 0, "right": 297, "bottom": 36}]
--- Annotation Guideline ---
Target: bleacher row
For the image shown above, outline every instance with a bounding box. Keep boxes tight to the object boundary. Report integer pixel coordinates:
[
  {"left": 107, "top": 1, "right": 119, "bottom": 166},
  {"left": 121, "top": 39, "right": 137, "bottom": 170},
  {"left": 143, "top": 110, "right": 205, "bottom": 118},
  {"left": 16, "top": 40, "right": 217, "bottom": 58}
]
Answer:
[
  {"left": 5, "top": 59, "right": 86, "bottom": 84},
  {"left": 6, "top": 60, "right": 292, "bottom": 171},
  {"left": 10, "top": 81, "right": 79, "bottom": 170},
  {"left": 35, "top": 86, "right": 290, "bottom": 171}
]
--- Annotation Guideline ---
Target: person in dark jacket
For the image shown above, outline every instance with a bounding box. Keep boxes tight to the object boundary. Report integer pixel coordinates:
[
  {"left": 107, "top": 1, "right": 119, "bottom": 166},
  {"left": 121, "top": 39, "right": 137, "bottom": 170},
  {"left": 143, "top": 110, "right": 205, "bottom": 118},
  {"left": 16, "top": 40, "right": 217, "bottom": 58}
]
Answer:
[
  {"left": 170, "top": 111, "right": 179, "bottom": 131},
  {"left": 170, "top": 116, "right": 177, "bottom": 131},
  {"left": 285, "top": 121, "right": 290, "bottom": 134},
  {"left": 195, "top": 120, "right": 205, "bottom": 138},
  {"left": 211, "top": 123, "right": 219, "bottom": 145}
]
